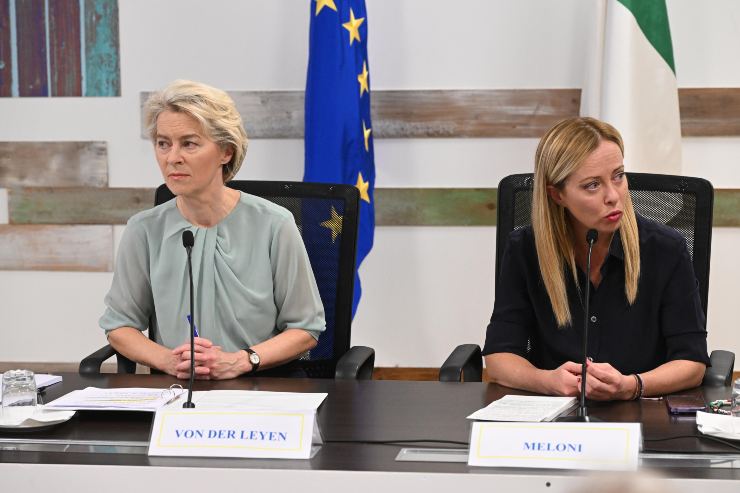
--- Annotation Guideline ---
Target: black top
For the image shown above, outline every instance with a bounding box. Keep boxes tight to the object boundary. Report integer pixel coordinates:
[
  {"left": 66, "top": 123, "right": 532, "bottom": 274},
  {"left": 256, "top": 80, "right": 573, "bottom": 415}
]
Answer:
[{"left": 482, "top": 216, "right": 710, "bottom": 374}]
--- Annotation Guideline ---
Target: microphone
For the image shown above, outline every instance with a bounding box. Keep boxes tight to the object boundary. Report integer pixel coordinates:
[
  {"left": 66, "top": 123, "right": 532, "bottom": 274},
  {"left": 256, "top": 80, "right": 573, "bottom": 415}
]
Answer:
[
  {"left": 558, "top": 228, "right": 600, "bottom": 422},
  {"left": 182, "top": 230, "right": 196, "bottom": 409}
]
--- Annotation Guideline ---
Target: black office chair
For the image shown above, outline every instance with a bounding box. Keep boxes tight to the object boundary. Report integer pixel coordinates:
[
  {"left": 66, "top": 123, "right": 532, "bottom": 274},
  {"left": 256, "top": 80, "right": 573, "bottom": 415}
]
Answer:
[
  {"left": 440, "top": 173, "right": 734, "bottom": 385},
  {"left": 80, "top": 180, "right": 375, "bottom": 379}
]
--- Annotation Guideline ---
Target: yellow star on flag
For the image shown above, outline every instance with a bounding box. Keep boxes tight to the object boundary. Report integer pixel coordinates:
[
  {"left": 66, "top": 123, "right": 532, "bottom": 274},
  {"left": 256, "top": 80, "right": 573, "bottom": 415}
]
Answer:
[
  {"left": 355, "top": 172, "right": 371, "bottom": 203},
  {"left": 362, "top": 120, "right": 372, "bottom": 152},
  {"left": 342, "top": 8, "right": 365, "bottom": 45},
  {"left": 320, "top": 206, "right": 344, "bottom": 243},
  {"left": 357, "top": 61, "right": 369, "bottom": 97},
  {"left": 314, "top": 0, "right": 337, "bottom": 16}
]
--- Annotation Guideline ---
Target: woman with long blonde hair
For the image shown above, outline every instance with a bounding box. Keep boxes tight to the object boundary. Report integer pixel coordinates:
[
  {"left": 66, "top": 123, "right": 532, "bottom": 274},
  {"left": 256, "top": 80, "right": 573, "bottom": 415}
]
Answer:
[{"left": 482, "top": 117, "right": 708, "bottom": 400}]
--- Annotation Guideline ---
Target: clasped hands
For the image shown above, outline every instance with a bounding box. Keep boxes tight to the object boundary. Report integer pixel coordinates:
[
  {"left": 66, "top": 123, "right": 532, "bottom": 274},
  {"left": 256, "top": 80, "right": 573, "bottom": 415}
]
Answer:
[
  {"left": 549, "top": 360, "right": 636, "bottom": 401},
  {"left": 167, "top": 337, "right": 250, "bottom": 380}
]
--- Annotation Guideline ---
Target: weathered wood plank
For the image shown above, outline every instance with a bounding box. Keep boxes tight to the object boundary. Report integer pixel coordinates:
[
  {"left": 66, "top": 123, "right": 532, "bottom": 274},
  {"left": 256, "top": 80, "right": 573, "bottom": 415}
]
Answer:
[
  {"left": 141, "top": 89, "right": 581, "bottom": 139},
  {"left": 0, "top": 141, "right": 108, "bottom": 187},
  {"left": 679, "top": 88, "right": 740, "bottom": 137},
  {"left": 0, "top": 225, "right": 113, "bottom": 271},
  {"left": 16, "top": 0, "right": 47, "bottom": 96},
  {"left": 10, "top": 186, "right": 740, "bottom": 227},
  {"left": 49, "top": 0, "right": 82, "bottom": 97},
  {"left": 375, "top": 188, "right": 497, "bottom": 226},
  {"left": 84, "top": 0, "right": 120, "bottom": 97},
  {"left": 9, "top": 187, "right": 152, "bottom": 224},
  {"left": 713, "top": 189, "right": 740, "bottom": 227},
  {"left": 0, "top": 1, "right": 12, "bottom": 97},
  {"left": 142, "top": 88, "right": 740, "bottom": 138}
]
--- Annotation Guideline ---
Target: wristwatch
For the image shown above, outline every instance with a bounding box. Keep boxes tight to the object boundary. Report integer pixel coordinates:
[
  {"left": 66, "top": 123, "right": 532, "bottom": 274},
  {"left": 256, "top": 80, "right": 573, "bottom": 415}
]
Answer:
[{"left": 244, "top": 347, "right": 260, "bottom": 374}]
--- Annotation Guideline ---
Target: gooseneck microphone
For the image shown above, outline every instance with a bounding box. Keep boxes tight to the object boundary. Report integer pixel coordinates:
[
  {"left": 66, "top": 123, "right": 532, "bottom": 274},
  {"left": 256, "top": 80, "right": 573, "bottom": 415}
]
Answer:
[
  {"left": 558, "top": 228, "right": 599, "bottom": 422},
  {"left": 182, "top": 230, "right": 196, "bottom": 409}
]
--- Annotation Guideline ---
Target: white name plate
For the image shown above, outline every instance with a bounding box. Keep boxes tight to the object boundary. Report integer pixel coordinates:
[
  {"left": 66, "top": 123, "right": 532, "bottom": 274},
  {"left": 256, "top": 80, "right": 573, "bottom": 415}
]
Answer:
[
  {"left": 148, "top": 408, "right": 321, "bottom": 459},
  {"left": 468, "top": 421, "right": 641, "bottom": 470}
]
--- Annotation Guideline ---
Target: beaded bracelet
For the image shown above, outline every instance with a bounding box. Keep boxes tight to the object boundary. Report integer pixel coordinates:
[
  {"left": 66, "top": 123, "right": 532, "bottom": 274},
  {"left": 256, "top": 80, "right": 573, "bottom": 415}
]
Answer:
[{"left": 635, "top": 373, "right": 645, "bottom": 400}]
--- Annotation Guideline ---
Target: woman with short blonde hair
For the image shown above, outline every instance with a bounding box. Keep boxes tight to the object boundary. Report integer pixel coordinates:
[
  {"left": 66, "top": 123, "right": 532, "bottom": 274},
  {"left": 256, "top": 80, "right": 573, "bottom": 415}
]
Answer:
[
  {"left": 483, "top": 117, "right": 709, "bottom": 400},
  {"left": 100, "top": 80, "right": 325, "bottom": 379}
]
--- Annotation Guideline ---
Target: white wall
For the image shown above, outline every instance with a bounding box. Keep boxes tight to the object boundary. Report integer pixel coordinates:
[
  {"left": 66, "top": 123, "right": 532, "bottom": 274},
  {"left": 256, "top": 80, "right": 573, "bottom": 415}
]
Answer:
[{"left": 0, "top": 0, "right": 738, "bottom": 368}]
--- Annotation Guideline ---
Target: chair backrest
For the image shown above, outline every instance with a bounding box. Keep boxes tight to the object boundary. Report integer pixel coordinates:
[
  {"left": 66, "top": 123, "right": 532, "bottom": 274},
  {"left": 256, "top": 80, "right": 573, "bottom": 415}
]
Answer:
[
  {"left": 155, "top": 180, "right": 360, "bottom": 378},
  {"left": 495, "top": 173, "right": 714, "bottom": 318}
]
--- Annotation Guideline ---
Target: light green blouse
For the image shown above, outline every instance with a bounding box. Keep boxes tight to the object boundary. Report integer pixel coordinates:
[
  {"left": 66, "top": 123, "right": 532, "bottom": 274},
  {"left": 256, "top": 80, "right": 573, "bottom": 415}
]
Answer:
[{"left": 99, "top": 192, "right": 326, "bottom": 352}]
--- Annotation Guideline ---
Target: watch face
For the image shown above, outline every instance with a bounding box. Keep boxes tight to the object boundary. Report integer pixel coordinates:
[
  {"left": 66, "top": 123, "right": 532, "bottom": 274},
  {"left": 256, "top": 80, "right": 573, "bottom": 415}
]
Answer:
[{"left": 249, "top": 352, "right": 260, "bottom": 365}]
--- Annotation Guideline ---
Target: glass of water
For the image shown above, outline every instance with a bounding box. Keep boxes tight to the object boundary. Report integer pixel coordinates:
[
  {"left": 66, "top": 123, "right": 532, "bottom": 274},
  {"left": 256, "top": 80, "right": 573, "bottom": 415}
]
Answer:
[{"left": 1, "top": 369, "right": 38, "bottom": 423}]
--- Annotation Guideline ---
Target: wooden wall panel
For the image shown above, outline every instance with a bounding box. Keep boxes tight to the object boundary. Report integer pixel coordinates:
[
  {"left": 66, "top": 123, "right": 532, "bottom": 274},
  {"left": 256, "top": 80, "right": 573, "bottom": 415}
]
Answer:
[
  {"left": 143, "top": 88, "right": 740, "bottom": 138},
  {"left": 8, "top": 186, "right": 740, "bottom": 227},
  {"left": 0, "top": 1, "right": 12, "bottom": 97},
  {"left": 0, "top": 141, "right": 108, "bottom": 187},
  {"left": 15, "top": 0, "right": 47, "bottom": 97},
  {"left": 0, "top": 225, "right": 113, "bottom": 271},
  {"left": 84, "top": 0, "right": 120, "bottom": 97},
  {"left": 141, "top": 89, "right": 580, "bottom": 139},
  {"left": 49, "top": 0, "right": 82, "bottom": 97},
  {"left": 679, "top": 88, "right": 740, "bottom": 137},
  {"left": 9, "top": 187, "right": 152, "bottom": 224}
]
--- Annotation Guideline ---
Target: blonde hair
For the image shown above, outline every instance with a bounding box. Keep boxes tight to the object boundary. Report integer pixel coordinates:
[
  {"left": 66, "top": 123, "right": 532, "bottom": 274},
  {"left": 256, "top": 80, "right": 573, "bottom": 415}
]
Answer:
[
  {"left": 532, "top": 117, "right": 640, "bottom": 327},
  {"left": 143, "top": 79, "right": 248, "bottom": 182}
]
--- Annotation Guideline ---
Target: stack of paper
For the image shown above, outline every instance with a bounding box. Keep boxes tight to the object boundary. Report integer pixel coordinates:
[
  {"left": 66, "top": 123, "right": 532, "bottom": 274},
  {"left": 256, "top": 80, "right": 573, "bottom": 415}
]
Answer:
[
  {"left": 467, "top": 395, "right": 577, "bottom": 422},
  {"left": 45, "top": 387, "right": 186, "bottom": 412}
]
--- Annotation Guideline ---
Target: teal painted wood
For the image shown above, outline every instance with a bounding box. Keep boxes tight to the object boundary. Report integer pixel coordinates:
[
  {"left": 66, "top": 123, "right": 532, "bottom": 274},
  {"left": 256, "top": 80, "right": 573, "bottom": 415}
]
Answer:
[{"left": 84, "top": 0, "right": 120, "bottom": 97}]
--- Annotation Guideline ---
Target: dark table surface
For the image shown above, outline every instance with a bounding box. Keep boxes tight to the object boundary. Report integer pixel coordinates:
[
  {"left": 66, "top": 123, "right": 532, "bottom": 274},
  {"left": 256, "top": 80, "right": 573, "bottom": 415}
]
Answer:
[{"left": 1, "top": 373, "right": 738, "bottom": 479}]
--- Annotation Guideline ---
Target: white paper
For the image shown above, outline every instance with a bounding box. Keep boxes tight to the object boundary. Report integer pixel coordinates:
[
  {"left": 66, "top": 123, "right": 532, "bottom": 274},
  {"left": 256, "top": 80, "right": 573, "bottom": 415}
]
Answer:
[
  {"left": 696, "top": 410, "right": 740, "bottom": 439},
  {"left": 45, "top": 387, "right": 186, "bottom": 412},
  {"left": 177, "top": 390, "right": 328, "bottom": 411},
  {"left": 0, "top": 374, "right": 62, "bottom": 403},
  {"left": 0, "top": 405, "right": 76, "bottom": 427},
  {"left": 467, "top": 395, "right": 577, "bottom": 422}
]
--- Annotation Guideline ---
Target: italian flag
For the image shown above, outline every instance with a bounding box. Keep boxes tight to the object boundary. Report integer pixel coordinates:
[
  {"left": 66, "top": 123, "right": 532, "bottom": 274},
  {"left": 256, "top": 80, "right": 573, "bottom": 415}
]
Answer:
[{"left": 581, "top": 0, "right": 682, "bottom": 174}]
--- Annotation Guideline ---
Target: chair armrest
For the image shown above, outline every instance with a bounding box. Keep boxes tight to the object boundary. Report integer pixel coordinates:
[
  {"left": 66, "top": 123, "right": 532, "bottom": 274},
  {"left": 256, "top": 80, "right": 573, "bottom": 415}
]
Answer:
[
  {"left": 702, "top": 350, "right": 735, "bottom": 387},
  {"left": 79, "top": 344, "right": 137, "bottom": 375},
  {"left": 439, "top": 344, "right": 483, "bottom": 382},
  {"left": 335, "top": 346, "right": 375, "bottom": 380}
]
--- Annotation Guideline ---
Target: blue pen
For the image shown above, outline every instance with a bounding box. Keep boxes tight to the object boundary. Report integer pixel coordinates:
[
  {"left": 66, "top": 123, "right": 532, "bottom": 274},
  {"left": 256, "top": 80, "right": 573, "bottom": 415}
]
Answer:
[{"left": 186, "top": 314, "right": 199, "bottom": 337}]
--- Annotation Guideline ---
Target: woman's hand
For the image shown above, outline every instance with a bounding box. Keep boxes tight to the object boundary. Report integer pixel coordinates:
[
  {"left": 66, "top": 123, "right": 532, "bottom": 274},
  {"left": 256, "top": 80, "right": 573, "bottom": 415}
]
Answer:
[
  {"left": 172, "top": 337, "right": 251, "bottom": 380},
  {"left": 546, "top": 361, "right": 582, "bottom": 396},
  {"left": 583, "top": 361, "right": 636, "bottom": 400}
]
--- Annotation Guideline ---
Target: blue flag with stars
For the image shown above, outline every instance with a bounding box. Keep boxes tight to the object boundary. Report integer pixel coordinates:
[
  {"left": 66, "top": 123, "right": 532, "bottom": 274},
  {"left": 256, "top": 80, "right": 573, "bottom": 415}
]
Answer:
[{"left": 304, "top": 0, "right": 375, "bottom": 317}]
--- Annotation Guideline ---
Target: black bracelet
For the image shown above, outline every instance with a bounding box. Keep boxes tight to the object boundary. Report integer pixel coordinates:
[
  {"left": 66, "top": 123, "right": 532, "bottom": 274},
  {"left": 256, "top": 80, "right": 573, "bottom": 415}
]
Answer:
[{"left": 635, "top": 373, "right": 644, "bottom": 399}]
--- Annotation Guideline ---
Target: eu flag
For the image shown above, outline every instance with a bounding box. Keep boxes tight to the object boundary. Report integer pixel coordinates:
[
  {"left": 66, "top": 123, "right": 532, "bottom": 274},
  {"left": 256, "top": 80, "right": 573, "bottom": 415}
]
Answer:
[{"left": 304, "top": 0, "right": 375, "bottom": 317}]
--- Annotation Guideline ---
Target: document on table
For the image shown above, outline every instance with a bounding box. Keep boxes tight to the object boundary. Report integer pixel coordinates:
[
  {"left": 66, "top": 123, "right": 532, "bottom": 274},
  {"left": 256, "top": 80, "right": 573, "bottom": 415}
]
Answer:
[
  {"left": 467, "top": 395, "right": 577, "bottom": 422},
  {"left": 177, "top": 390, "right": 328, "bottom": 411},
  {"left": 0, "top": 374, "right": 62, "bottom": 403},
  {"left": 45, "top": 387, "right": 186, "bottom": 412}
]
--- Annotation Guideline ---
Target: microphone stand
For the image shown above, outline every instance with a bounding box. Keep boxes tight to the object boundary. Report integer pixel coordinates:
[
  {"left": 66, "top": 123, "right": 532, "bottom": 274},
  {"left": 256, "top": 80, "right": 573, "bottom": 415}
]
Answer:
[
  {"left": 558, "top": 229, "right": 599, "bottom": 422},
  {"left": 182, "top": 231, "right": 196, "bottom": 409}
]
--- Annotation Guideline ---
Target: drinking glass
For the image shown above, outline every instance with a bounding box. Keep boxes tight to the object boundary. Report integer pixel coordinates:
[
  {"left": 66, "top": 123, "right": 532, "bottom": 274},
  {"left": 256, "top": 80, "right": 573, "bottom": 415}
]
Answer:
[{"left": 1, "top": 369, "right": 38, "bottom": 423}]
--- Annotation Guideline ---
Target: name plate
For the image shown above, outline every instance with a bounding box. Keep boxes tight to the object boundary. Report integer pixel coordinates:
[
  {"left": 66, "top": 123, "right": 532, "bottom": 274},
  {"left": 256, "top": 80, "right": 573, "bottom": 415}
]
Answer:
[
  {"left": 148, "top": 408, "right": 321, "bottom": 459},
  {"left": 468, "top": 421, "right": 641, "bottom": 470}
]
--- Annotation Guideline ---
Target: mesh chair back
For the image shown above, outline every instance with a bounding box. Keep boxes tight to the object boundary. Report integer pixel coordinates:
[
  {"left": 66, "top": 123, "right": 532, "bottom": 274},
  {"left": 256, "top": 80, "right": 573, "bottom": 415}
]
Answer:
[
  {"left": 495, "top": 173, "right": 713, "bottom": 317},
  {"left": 155, "top": 181, "right": 359, "bottom": 378}
]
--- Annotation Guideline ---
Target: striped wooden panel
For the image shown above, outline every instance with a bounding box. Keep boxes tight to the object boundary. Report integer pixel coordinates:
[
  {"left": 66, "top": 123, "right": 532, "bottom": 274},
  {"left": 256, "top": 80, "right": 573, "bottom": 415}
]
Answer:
[
  {"left": 679, "top": 88, "right": 740, "bottom": 137},
  {"left": 16, "top": 0, "right": 47, "bottom": 96},
  {"left": 0, "top": 141, "right": 108, "bottom": 187},
  {"left": 49, "top": 0, "right": 82, "bottom": 97},
  {"left": 9, "top": 187, "right": 152, "bottom": 224},
  {"left": 141, "top": 89, "right": 580, "bottom": 139},
  {"left": 8, "top": 186, "right": 740, "bottom": 227},
  {"left": 0, "top": 2, "right": 11, "bottom": 97},
  {"left": 84, "top": 0, "right": 120, "bottom": 97},
  {"left": 0, "top": 225, "right": 113, "bottom": 271}
]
